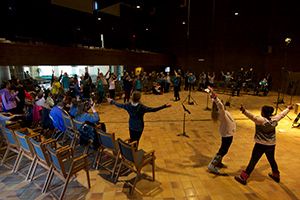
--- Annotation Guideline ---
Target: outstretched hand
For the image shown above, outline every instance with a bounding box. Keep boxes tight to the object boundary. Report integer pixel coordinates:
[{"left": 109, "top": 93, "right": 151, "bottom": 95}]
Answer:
[
  {"left": 240, "top": 104, "right": 246, "bottom": 112},
  {"left": 288, "top": 104, "right": 294, "bottom": 110},
  {"left": 165, "top": 103, "right": 172, "bottom": 107},
  {"left": 107, "top": 98, "right": 112, "bottom": 104}
]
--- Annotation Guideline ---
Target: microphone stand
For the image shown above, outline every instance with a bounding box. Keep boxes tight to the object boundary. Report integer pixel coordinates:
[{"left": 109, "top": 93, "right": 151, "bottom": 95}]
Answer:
[{"left": 177, "top": 104, "right": 190, "bottom": 138}]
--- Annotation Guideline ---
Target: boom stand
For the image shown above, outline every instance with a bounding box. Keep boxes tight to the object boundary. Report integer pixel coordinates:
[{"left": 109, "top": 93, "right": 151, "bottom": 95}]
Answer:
[
  {"left": 177, "top": 104, "right": 190, "bottom": 138},
  {"left": 204, "top": 93, "right": 211, "bottom": 111},
  {"left": 183, "top": 89, "right": 198, "bottom": 105}
]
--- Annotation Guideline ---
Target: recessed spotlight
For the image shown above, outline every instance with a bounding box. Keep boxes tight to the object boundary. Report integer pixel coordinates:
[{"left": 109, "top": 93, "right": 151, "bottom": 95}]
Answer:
[
  {"left": 235, "top": 12, "right": 239, "bottom": 15},
  {"left": 98, "top": 18, "right": 101, "bottom": 20},
  {"left": 182, "top": 22, "right": 186, "bottom": 25},
  {"left": 137, "top": 5, "right": 140, "bottom": 9},
  {"left": 146, "top": 28, "right": 149, "bottom": 31}
]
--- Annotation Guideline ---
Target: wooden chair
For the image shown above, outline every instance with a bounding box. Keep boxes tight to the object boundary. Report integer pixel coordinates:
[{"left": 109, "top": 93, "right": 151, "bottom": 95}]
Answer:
[
  {"left": 43, "top": 144, "right": 91, "bottom": 200},
  {"left": 62, "top": 112, "right": 78, "bottom": 148},
  {"left": 93, "top": 130, "right": 123, "bottom": 178},
  {"left": 27, "top": 137, "right": 59, "bottom": 182},
  {"left": 0, "top": 126, "right": 20, "bottom": 171},
  {"left": 13, "top": 130, "right": 41, "bottom": 178},
  {"left": 115, "top": 138, "right": 156, "bottom": 195}
]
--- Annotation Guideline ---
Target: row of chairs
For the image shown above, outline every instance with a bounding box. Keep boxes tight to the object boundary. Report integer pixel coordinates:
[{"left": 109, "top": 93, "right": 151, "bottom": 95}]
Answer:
[
  {"left": 1, "top": 112, "right": 157, "bottom": 197},
  {"left": 0, "top": 125, "right": 91, "bottom": 200},
  {"left": 59, "top": 112, "right": 157, "bottom": 195},
  {"left": 60, "top": 112, "right": 157, "bottom": 195}
]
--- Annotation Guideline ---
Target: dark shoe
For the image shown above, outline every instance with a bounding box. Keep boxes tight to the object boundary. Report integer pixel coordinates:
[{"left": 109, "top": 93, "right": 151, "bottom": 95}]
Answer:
[
  {"left": 235, "top": 170, "right": 249, "bottom": 185},
  {"left": 269, "top": 172, "right": 280, "bottom": 183},
  {"left": 235, "top": 175, "right": 247, "bottom": 185},
  {"left": 178, "top": 98, "right": 180, "bottom": 101},
  {"left": 216, "top": 162, "right": 227, "bottom": 168}
]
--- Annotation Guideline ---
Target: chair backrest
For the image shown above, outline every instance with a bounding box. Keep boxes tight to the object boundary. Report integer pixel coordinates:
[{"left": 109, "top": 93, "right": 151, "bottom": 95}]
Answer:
[
  {"left": 14, "top": 131, "right": 33, "bottom": 155},
  {"left": 2, "top": 126, "right": 18, "bottom": 147},
  {"left": 98, "top": 130, "right": 117, "bottom": 153},
  {"left": 118, "top": 138, "right": 138, "bottom": 168},
  {"left": 62, "top": 112, "right": 75, "bottom": 131},
  {"left": 30, "top": 137, "right": 51, "bottom": 166},
  {"left": 73, "top": 119, "right": 85, "bottom": 131},
  {"left": 46, "top": 144, "right": 67, "bottom": 177}
]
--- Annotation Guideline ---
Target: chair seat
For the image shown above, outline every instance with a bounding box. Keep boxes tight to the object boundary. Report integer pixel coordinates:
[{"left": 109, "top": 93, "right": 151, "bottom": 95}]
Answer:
[
  {"left": 136, "top": 149, "right": 152, "bottom": 165},
  {"left": 63, "top": 157, "right": 85, "bottom": 174}
]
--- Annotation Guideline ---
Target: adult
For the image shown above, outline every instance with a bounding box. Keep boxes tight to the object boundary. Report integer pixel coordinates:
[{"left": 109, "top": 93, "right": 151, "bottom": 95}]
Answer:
[
  {"left": 95, "top": 76, "right": 104, "bottom": 105},
  {"left": 0, "top": 81, "right": 19, "bottom": 114},
  {"left": 174, "top": 70, "right": 181, "bottom": 101},
  {"left": 11, "top": 78, "right": 26, "bottom": 114},
  {"left": 74, "top": 102, "right": 100, "bottom": 129},
  {"left": 49, "top": 102, "right": 66, "bottom": 132},
  {"left": 188, "top": 73, "right": 196, "bottom": 91},
  {"left": 108, "top": 73, "right": 118, "bottom": 99},
  {"left": 122, "top": 72, "right": 132, "bottom": 103},
  {"left": 108, "top": 91, "right": 171, "bottom": 146},
  {"left": 198, "top": 72, "right": 206, "bottom": 91},
  {"left": 235, "top": 104, "right": 293, "bottom": 185},
  {"left": 61, "top": 72, "right": 70, "bottom": 93},
  {"left": 207, "top": 86, "right": 236, "bottom": 174}
]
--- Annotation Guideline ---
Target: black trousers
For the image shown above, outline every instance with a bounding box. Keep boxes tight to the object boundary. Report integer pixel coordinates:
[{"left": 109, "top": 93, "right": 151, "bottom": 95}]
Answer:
[
  {"left": 109, "top": 89, "right": 115, "bottom": 99},
  {"left": 97, "top": 91, "right": 104, "bottom": 104},
  {"left": 217, "top": 136, "right": 233, "bottom": 157},
  {"left": 124, "top": 89, "right": 131, "bottom": 103},
  {"left": 174, "top": 85, "right": 180, "bottom": 99},
  {"left": 245, "top": 143, "right": 279, "bottom": 175},
  {"left": 129, "top": 129, "right": 143, "bottom": 145}
]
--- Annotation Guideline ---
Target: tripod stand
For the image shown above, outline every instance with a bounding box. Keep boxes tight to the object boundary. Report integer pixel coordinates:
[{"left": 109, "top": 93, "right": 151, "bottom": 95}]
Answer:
[
  {"left": 183, "top": 88, "right": 198, "bottom": 105},
  {"left": 177, "top": 104, "right": 190, "bottom": 138},
  {"left": 204, "top": 92, "right": 211, "bottom": 111}
]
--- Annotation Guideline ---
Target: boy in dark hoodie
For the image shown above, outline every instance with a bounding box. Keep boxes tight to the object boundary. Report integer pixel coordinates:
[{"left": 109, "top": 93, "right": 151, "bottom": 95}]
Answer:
[{"left": 107, "top": 91, "right": 171, "bottom": 146}]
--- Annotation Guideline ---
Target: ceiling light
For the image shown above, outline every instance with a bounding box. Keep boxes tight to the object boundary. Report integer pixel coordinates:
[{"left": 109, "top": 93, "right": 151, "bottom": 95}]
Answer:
[
  {"left": 98, "top": 18, "right": 101, "bottom": 20},
  {"left": 137, "top": 6, "right": 140, "bottom": 9},
  {"left": 235, "top": 12, "right": 239, "bottom": 15},
  {"left": 182, "top": 22, "right": 186, "bottom": 25}
]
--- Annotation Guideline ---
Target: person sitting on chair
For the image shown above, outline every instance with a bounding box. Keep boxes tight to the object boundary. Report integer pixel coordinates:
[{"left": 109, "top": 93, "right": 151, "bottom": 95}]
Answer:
[{"left": 256, "top": 78, "right": 268, "bottom": 96}]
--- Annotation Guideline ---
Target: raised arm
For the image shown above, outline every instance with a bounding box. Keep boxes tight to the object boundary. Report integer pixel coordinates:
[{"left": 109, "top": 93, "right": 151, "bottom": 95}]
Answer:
[
  {"left": 272, "top": 104, "right": 293, "bottom": 122},
  {"left": 144, "top": 103, "right": 171, "bottom": 113},
  {"left": 108, "top": 98, "right": 127, "bottom": 109},
  {"left": 104, "top": 68, "right": 111, "bottom": 78},
  {"left": 240, "top": 104, "right": 266, "bottom": 124}
]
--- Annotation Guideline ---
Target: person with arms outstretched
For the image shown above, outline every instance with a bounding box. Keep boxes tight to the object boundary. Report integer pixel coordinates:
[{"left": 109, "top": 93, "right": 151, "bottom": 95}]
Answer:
[
  {"left": 107, "top": 91, "right": 171, "bottom": 147},
  {"left": 207, "top": 86, "right": 236, "bottom": 174},
  {"left": 235, "top": 103, "right": 293, "bottom": 185}
]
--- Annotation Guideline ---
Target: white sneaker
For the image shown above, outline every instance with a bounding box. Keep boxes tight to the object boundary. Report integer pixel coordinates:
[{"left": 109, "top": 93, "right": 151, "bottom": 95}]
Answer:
[{"left": 208, "top": 163, "right": 220, "bottom": 174}]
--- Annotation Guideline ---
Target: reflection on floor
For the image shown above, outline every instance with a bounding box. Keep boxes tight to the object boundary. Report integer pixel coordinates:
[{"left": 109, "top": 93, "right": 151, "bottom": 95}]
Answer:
[{"left": 0, "top": 90, "right": 300, "bottom": 200}]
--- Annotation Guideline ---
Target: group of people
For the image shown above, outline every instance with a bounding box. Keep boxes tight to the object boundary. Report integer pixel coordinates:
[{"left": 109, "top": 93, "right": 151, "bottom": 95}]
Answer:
[
  {"left": 206, "top": 86, "right": 293, "bottom": 185},
  {"left": 0, "top": 67, "right": 290, "bottom": 186}
]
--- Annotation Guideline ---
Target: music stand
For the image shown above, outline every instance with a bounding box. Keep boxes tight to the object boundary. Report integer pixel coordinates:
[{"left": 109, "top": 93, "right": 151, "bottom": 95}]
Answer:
[
  {"left": 177, "top": 104, "right": 191, "bottom": 138},
  {"left": 204, "top": 92, "right": 211, "bottom": 111},
  {"left": 183, "top": 88, "right": 198, "bottom": 105}
]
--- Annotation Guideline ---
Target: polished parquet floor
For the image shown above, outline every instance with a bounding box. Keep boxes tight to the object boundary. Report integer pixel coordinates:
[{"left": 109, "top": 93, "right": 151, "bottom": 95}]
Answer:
[{"left": 0, "top": 89, "right": 300, "bottom": 200}]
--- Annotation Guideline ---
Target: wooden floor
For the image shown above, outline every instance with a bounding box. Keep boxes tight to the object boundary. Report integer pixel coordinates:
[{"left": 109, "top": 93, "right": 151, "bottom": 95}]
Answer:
[{"left": 0, "top": 89, "right": 300, "bottom": 200}]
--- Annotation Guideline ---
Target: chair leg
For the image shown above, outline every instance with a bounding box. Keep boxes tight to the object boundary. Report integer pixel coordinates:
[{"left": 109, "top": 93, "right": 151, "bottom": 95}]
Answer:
[
  {"left": 29, "top": 160, "right": 39, "bottom": 182},
  {"left": 1, "top": 146, "right": 11, "bottom": 166},
  {"left": 26, "top": 156, "right": 37, "bottom": 181},
  {"left": 59, "top": 174, "right": 72, "bottom": 200},
  {"left": 152, "top": 159, "right": 155, "bottom": 181},
  {"left": 96, "top": 149, "right": 104, "bottom": 170},
  {"left": 111, "top": 151, "right": 120, "bottom": 178},
  {"left": 131, "top": 169, "right": 142, "bottom": 196},
  {"left": 43, "top": 167, "right": 54, "bottom": 193},
  {"left": 13, "top": 151, "right": 24, "bottom": 173},
  {"left": 61, "top": 131, "right": 67, "bottom": 143},
  {"left": 93, "top": 147, "right": 100, "bottom": 168},
  {"left": 42, "top": 167, "right": 52, "bottom": 193},
  {"left": 114, "top": 160, "right": 123, "bottom": 184},
  {"left": 86, "top": 165, "right": 91, "bottom": 189}
]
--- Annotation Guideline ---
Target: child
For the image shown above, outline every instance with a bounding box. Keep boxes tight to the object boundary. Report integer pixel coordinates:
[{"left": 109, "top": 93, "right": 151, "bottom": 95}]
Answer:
[
  {"left": 235, "top": 104, "right": 293, "bottom": 185},
  {"left": 207, "top": 86, "right": 236, "bottom": 174},
  {"left": 107, "top": 91, "right": 171, "bottom": 147}
]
